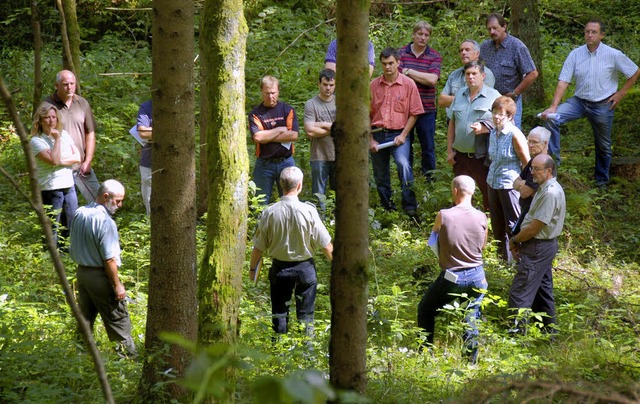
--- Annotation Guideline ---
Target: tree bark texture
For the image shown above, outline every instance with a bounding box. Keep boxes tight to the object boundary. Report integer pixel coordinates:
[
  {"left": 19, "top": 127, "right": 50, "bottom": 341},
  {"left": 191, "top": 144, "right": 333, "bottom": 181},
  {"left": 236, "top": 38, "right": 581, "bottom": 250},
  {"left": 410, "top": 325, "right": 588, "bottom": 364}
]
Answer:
[
  {"left": 329, "top": 0, "right": 371, "bottom": 395},
  {"left": 198, "top": 0, "right": 248, "bottom": 346},
  {"left": 31, "top": 0, "right": 43, "bottom": 114},
  {"left": 60, "top": 0, "right": 81, "bottom": 85},
  {"left": 139, "top": 1, "right": 198, "bottom": 401},
  {"left": 510, "top": 0, "right": 545, "bottom": 105}
]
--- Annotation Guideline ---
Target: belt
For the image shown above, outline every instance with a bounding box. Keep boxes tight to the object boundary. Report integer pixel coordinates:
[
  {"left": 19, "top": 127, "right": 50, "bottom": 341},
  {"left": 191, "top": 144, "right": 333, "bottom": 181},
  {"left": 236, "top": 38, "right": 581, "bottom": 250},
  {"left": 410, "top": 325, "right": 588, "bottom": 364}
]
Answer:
[
  {"left": 371, "top": 126, "right": 401, "bottom": 133},
  {"left": 448, "top": 265, "right": 483, "bottom": 273},
  {"left": 454, "top": 149, "right": 475, "bottom": 158},
  {"left": 78, "top": 264, "right": 103, "bottom": 270},
  {"left": 259, "top": 156, "right": 290, "bottom": 163}
]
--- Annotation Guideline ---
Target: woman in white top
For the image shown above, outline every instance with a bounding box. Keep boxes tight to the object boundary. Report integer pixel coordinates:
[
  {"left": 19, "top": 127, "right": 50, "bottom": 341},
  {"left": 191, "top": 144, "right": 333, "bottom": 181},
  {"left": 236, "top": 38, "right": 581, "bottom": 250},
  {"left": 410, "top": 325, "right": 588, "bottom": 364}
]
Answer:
[{"left": 30, "top": 102, "right": 81, "bottom": 249}]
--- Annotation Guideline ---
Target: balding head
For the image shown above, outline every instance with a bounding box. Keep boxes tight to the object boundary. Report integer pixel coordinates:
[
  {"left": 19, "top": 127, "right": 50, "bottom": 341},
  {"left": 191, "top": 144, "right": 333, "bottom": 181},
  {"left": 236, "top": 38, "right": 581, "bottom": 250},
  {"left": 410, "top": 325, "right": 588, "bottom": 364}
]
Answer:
[{"left": 452, "top": 175, "right": 476, "bottom": 196}]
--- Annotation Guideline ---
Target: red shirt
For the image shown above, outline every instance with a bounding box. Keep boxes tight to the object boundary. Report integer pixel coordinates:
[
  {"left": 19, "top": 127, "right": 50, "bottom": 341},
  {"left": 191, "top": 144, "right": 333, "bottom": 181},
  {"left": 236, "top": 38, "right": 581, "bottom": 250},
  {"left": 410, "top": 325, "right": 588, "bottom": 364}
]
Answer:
[{"left": 370, "top": 73, "right": 424, "bottom": 130}]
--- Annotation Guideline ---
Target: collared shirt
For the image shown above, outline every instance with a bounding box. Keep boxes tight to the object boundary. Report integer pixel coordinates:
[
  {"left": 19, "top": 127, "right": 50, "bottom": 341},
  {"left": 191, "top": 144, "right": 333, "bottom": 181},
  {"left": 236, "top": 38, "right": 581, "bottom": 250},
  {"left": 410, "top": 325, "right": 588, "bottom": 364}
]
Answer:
[
  {"left": 487, "top": 122, "right": 524, "bottom": 189},
  {"left": 248, "top": 101, "right": 299, "bottom": 160},
  {"left": 480, "top": 34, "right": 536, "bottom": 94},
  {"left": 136, "top": 100, "right": 152, "bottom": 168},
  {"left": 304, "top": 95, "right": 336, "bottom": 162},
  {"left": 521, "top": 177, "right": 565, "bottom": 240},
  {"left": 70, "top": 202, "right": 122, "bottom": 268},
  {"left": 253, "top": 195, "right": 331, "bottom": 262},
  {"left": 441, "top": 66, "right": 496, "bottom": 118},
  {"left": 399, "top": 43, "right": 442, "bottom": 112},
  {"left": 45, "top": 93, "right": 97, "bottom": 160},
  {"left": 450, "top": 84, "right": 501, "bottom": 153},
  {"left": 559, "top": 43, "right": 639, "bottom": 102},
  {"left": 325, "top": 39, "right": 376, "bottom": 67},
  {"left": 370, "top": 73, "right": 424, "bottom": 130}
]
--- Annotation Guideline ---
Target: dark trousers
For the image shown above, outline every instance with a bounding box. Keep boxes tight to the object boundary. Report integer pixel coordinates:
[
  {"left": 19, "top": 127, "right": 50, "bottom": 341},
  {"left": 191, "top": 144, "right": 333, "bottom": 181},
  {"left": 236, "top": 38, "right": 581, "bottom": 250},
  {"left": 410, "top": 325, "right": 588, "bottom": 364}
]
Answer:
[
  {"left": 269, "top": 258, "right": 317, "bottom": 334},
  {"left": 487, "top": 186, "right": 521, "bottom": 262},
  {"left": 452, "top": 151, "right": 489, "bottom": 211},
  {"left": 77, "top": 266, "right": 135, "bottom": 352},
  {"left": 410, "top": 111, "right": 437, "bottom": 178},
  {"left": 508, "top": 238, "right": 557, "bottom": 328}
]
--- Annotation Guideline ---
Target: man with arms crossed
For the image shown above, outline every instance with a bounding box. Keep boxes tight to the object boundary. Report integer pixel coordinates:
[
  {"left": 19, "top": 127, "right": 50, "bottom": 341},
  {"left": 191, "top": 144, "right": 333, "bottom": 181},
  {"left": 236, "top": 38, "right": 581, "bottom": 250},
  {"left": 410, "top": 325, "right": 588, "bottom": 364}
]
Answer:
[
  {"left": 70, "top": 179, "right": 136, "bottom": 357},
  {"left": 304, "top": 69, "right": 336, "bottom": 211},
  {"left": 46, "top": 70, "right": 100, "bottom": 202},
  {"left": 541, "top": 19, "right": 639, "bottom": 187},
  {"left": 370, "top": 47, "right": 424, "bottom": 216},
  {"left": 250, "top": 167, "right": 333, "bottom": 335},
  {"left": 509, "top": 155, "right": 566, "bottom": 332}
]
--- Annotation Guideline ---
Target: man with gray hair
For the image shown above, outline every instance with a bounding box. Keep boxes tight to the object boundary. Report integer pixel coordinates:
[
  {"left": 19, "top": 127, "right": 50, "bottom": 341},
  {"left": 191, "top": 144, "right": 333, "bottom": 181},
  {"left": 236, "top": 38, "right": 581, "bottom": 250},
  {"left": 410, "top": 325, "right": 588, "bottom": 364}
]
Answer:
[
  {"left": 418, "top": 175, "right": 488, "bottom": 363},
  {"left": 70, "top": 179, "right": 136, "bottom": 357},
  {"left": 439, "top": 39, "right": 495, "bottom": 119},
  {"left": 250, "top": 166, "right": 333, "bottom": 335}
]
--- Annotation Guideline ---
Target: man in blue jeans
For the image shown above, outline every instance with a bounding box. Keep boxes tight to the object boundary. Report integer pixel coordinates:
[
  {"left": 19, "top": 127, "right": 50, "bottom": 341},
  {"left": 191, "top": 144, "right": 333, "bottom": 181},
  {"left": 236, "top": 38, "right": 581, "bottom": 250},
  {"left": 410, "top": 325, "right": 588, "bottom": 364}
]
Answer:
[
  {"left": 541, "top": 19, "right": 639, "bottom": 187},
  {"left": 417, "top": 175, "right": 488, "bottom": 363}
]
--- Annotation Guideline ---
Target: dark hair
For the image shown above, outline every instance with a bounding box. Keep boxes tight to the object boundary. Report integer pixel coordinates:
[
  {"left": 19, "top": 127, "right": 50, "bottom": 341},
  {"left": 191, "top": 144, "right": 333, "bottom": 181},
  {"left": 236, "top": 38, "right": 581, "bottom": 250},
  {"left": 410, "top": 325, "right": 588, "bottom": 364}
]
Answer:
[
  {"left": 379, "top": 47, "right": 400, "bottom": 62},
  {"left": 319, "top": 68, "right": 335, "bottom": 83},
  {"left": 492, "top": 96, "right": 517, "bottom": 117},
  {"left": 487, "top": 13, "right": 506, "bottom": 27},
  {"left": 586, "top": 18, "right": 605, "bottom": 33},
  {"left": 463, "top": 60, "right": 485, "bottom": 74}
]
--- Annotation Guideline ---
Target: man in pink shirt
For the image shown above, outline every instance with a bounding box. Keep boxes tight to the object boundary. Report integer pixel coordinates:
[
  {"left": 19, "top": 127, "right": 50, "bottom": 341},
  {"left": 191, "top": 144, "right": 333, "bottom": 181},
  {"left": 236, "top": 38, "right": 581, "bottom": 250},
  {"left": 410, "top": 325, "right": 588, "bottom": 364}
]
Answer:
[{"left": 370, "top": 47, "right": 424, "bottom": 216}]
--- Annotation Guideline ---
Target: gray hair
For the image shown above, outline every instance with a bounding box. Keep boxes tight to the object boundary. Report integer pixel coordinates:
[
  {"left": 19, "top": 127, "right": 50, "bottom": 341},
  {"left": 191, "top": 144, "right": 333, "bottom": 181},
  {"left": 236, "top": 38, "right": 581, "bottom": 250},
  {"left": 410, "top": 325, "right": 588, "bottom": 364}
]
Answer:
[
  {"left": 461, "top": 39, "right": 481, "bottom": 53},
  {"left": 528, "top": 126, "right": 551, "bottom": 143},
  {"left": 99, "top": 179, "right": 125, "bottom": 197},
  {"left": 279, "top": 166, "right": 303, "bottom": 193},
  {"left": 452, "top": 175, "right": 476, "bottom": 196}
]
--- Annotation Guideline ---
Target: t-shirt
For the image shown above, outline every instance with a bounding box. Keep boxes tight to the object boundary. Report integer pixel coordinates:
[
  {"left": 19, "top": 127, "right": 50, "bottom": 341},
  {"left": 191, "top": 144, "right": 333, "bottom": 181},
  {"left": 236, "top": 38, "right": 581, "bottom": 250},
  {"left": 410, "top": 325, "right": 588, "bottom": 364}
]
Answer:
[
  {"left": 438, "top": 204, "right": 487, "bottom": 271},
  {"left": 399, "top": 43, "right": 442, "bottom": 113},
  {"left": 303, "top": 95, "right": 336, "bottom": 161},
  {"left": 248, "top": 101, "right": 299, "bottom": 160},
  {"left": 30, "top": 131, "right": 76, "bottom": 190}
]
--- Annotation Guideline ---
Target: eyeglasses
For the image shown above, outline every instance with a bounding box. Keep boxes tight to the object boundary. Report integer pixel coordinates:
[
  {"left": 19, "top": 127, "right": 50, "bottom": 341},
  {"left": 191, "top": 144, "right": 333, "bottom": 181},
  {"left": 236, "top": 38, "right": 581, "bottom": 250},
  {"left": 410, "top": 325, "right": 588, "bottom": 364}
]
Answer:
[{"left": 528, "top": 139, "right": 543, "bottom": 145}]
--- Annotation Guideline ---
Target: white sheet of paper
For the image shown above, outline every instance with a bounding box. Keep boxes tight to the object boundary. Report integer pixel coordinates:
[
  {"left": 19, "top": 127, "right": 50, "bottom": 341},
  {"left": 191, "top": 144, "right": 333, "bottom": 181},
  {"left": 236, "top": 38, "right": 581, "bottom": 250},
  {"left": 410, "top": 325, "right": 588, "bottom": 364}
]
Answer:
[
  {"left": 428, "top": 231, "right": 439, "bottom": 258},
  {"left": 129, "top": 125, "right": 146, "bottom": 146}
]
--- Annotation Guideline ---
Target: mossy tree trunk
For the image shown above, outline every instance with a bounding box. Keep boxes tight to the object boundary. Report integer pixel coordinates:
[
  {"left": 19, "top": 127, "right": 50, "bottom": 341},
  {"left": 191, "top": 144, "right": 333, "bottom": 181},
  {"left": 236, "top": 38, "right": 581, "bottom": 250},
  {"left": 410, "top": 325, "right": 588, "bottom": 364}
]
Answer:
[
  {"left": 329, "top": 0, "right": 371, "bottom": 395},
  {"left": 60, "top": 0, "right": 81, "bottom": 84},
  {"left": 31, "top": 0, "right": 42, "bottom": 114},
  {"left": 510, "top": 0, "right": 545, "bottom": 106},
  {"left": 197, "top": 0, "right": 248, "bottom": 348},
  {"left": 139, "top": 0, "right": 198, "bottom": 401}
]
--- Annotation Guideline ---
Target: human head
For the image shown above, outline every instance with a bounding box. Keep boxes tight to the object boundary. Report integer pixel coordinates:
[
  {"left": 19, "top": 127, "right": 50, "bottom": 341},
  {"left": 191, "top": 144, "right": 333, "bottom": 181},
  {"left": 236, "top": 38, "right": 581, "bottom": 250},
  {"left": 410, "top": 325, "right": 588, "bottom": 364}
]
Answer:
[
  {"left": 31, "top": 102, "right": 62, "bottom": 135},
  {"left": 531, "top": 154, "right": 556, "bottom": 185},
  {"left": 463, "top": 61, "right": 486, "bottom": 90},
  {"left": 452, "top": 175, "right": 476, "bottom": 197},
  {"left": 492, "top": 96, "right": 516, "bottom": 128},
  {"left": 459, "top": 40, "right": 481, "bottom": 65},
  {"left": 260, "top": 75, "right": 279, "bottom": 108},
  {"left": 279, "top": 166, "right": 303, "bottom": 194},
  {"left": 527, "top": 126, "right": 550, "bottom": 157},
  {"left": 54, "top": 70, "right": 77, "bottom": 101},
  {"left": 318, "top": 68, "right": 336, "bottom": 100},
  {"left": 486, "top": 13, "right": 508, "bottom": 43},
  {"left": 412, "top": 21, "right": 433, "bottom": 48},
  {"left": 97, "top": 179, "right": 126, "bottom": 215},
  {"left": 379, "top": 47, "right": 400, "bottom": 78},
  {"left": 584, "top": 19, "right": 605, "bottom": 49}
]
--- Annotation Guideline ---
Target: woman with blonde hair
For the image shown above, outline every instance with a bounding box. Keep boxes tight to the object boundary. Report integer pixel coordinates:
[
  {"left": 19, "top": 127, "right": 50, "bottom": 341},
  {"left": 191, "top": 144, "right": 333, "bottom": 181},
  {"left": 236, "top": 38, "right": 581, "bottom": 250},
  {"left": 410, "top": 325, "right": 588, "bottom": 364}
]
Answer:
[{"left": 30, "top": 102, "right": 81, "bottom": 249}]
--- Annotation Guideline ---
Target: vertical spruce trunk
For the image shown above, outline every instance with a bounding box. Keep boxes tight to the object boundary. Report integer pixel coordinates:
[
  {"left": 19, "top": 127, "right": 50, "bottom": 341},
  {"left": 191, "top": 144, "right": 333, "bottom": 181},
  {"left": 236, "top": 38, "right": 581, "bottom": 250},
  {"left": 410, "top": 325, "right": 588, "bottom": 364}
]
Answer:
[
  {"left": 510, "top": 0, "right": 545, "bottom": 106},
  {"left": 329, "top": 0, "right": 371, "bottom": 395},
  {"left": 61, "top": 0, "right": 81, "bottom": 82},
  {"left": 139, "top": 0, "right": 198, "bottom": 401},
  {"left": 197, "top": 0, "right": 248, "bottom": 347}
]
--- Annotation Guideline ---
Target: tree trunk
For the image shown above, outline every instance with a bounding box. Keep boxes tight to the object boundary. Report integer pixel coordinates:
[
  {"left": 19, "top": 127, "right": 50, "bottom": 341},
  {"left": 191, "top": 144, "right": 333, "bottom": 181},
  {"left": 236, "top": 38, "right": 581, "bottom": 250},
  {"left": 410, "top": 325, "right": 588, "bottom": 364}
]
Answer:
[
  {"left": 60, "top": 0, "right": 81, "bottom": 84},
  {"left": 198, "top": 0, "right": 248, "bottom": 347},
  {"left": 510, "top": 0, "right": 545, "bottom": 105},
  {"left": 197, "top": 83, "right": 209, "bottom": 217},
  {"left": 329, "top": 0, "right": 371, "bottom": 395},
  {"left": 31, "top": 0, "right": 43, "bottom": 114},
  {"left": 139, "top": 1, "right": 197, "bottom": 401}
]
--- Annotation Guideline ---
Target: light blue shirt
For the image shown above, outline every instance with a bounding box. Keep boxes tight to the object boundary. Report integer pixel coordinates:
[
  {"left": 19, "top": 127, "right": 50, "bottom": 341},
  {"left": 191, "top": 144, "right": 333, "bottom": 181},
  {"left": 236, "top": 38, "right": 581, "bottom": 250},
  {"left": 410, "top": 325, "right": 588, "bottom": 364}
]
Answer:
[
  {"left": 559, "top": 43, "right": 639, "bottom": 102},
  {"left": 442, "top": 66, "right": 495, "bottom": 118},
  {"left": 450, "top": 84, "right": 501, "bottom": 153},
  {"left": 70, "top": 202, "right": 121, "bottom": 267},
  {"left": 487, "top": 123, "right": 524, "bottom": 189}
]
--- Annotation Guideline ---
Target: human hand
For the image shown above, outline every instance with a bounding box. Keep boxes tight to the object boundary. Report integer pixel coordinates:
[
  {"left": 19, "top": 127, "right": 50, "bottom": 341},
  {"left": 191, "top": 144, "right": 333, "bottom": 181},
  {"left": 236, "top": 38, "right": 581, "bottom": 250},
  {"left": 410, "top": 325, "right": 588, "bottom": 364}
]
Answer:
[
  {"left": 446, "top": 150, "right": 456, "bottom": 166},
  {"left": 114, "top": 283, "right": 126, "bottom": 301},
  {"left": 394, "top": 134, "right": 407, "bottom": 146},
  {"left": 369, "top": 139, "right": 379, "bottom": 153},
  {"left": 469, "top": 122, "right": 484, "bottom": 135},
  {"left": 519, "top": 184, "right": 535, "bottom": 199},
  {"left": 80, "top": 161, "right": 92, "bottom": 176},
  {"left": 607, "top": 92, "right": 623, "bottom": 110},
  {"left": 540, "top": 106, "right": 557, "bottom": 120}
]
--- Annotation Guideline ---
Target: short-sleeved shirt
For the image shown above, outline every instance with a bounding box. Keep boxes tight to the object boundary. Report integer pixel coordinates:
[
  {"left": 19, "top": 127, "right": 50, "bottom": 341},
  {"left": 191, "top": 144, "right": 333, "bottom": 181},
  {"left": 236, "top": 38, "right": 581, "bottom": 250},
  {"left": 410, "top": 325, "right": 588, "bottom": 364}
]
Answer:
[
  {"left": 370, "top": 73, "right": 424, "bottom": 130},
  {"left": 325, "top": 39, "right": 375, "bottom": 67},
  {"left": 304, "top": 95, "right": 336, "bottom": 162},
  {"left": 559, "top": 43, "right": 639, "bottom": 102},
  {"left": 487, "top": 123, "right": 524, "bottom": 189},
  {"left": 70, "top": 202, "right": 122, "bottom": 267},
  {"left": 480, "top": 35, "right": 536, "bottom": 95},
  {"left": 248, "top": 101, "right": 299, "bottom": 160},
  {"left": 450, "top": 84, "right": 501, "bottom": 153},
  {"left": 521, "top": 177, "right": 566, "bottom": 240},
  {"left": 441, "top": 66, "right": 496, "bottom": 118},
  {"left": 30, "top": 131, "right": 76, "bottom": 190},
  {"left": 253, "top": 195, "right": 331, "bottom": 262},
  {"left": 438, "top": 204, "right": 487, "bottom": 271},
  {"left": 398, "top": 43, "right": 442, "bottom": 113},
  {"left": 45, "top": 93, "right": 97, "bottom": 160},
  {"left": 136, "top": 100, "right": 152, "bottom": 168}
]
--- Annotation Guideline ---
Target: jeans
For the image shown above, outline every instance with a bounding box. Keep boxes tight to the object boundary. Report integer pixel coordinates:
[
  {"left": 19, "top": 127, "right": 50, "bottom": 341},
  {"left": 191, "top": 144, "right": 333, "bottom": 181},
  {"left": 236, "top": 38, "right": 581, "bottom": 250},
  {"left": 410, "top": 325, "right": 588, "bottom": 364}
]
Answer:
[
  {"left": 514, "top": 95, "right": 523, "bottom": 130},
  {"left": 253, "top": 156, "right": 295, "bottom": 205},
  {"left": 417, "top": 266, "right": 487, "bottom": 355},
  {"left": 410, "top": 112, "right": 437, "bottom": 178},
  {"left": 269, "top": 258, "right": 317, "bottom": 334},
  {"left": 544, "top": 96, "right": 614, "bottom": 184},
  {"left": 310, "top": 160, "right": 336, "bottom": 210},
  {"left": 370, "top": 130, "right": 417, "bottom": 211},
  {"left": 42, "top": 186, "right": 78, "bottom": 248},
  {"left": 74, "top": 168, "right": 100, "bottom": 203}
]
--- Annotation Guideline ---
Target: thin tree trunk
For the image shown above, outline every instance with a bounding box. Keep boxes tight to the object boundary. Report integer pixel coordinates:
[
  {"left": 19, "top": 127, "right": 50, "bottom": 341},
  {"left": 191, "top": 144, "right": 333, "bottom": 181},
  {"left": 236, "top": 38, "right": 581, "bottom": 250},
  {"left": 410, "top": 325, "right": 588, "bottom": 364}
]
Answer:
[
  {"left": 61, "top": 0, "right": 81, "bottom": 80},
  {"left": 510, "top": 0, "right": 545, "bottom": 105},
  {"left": 329, "top": 0, "right": 371, "bottom": 395},
  {"left": 139, "top": 0, "right": 198, "bottom": 401},
  {"left": 31, "top": 0, "right": 43, "bottom": 114}
]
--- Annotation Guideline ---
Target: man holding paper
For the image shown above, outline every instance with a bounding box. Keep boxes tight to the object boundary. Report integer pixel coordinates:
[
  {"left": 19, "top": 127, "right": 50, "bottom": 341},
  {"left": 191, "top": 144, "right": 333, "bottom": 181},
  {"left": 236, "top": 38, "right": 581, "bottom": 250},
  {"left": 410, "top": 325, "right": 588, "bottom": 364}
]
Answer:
[
  {"left": 135, "top": 100, "right": 153, "bottom": 215},
  {"left": 369, "top": 47, "right": 424, "bottom": 217},
  {"left": 417, "top": 175, "right": 488, "bottom": 363},
  {"left": 249, "top": 167, "right": 333, "bottom": 336}
]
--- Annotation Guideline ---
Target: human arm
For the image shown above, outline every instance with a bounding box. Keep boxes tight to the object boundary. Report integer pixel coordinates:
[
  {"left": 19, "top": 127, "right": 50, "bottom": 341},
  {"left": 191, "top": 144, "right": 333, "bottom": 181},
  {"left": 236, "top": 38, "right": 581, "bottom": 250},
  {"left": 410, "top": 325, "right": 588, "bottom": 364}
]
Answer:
[
  {"left": 80, "top": 131, "right": 96, "bottom": 175},
  {"left": 249, "top": 247, "right": 263, "bottom": 279},
  {"left": 304, "top": 121, "right": 332, "bottom": 138},
  {"left": 446, "top": 119, "right": 456, "bottom": 165},
  {"left": 511, "top": 219, "right": 545, "bottom": 244},
  {"left": 542, "top": 81, "right": 570, "bottom": 117},
  {"left": 104, "top": 257, "right": 126, "bottom": 300},
  {"left": 137, "top": 125, "right": 153, "bottom": 140},
  {"left": 252, "top": 126, "right": 298, "bottom": 144},
  {"left": 470, "top": 122, "right": 490, "bottom": 135},
  {"left": 513, "top": 177, "right": 535, "bottom": 199},
  {"left": 432, "top": 211, "right": 442, "bottom": 233},
  {"left": 505, "top": 70, "right": 538, "bottom": 99},
  {"left": 322, "top": 242, "right": 333, "bottom": 261},
  {"left": 403, "top": 68, "right": 439, "bottom": 87},
  {"left": 512, "top": 131, "right": 531, "bottom": 166},
  {"left": 438, "top": 92, "right": 454, "bottom": 108},
  {"left": 394, "top": 115, "right": 417, "bottom": 145},
  {"left": 607, "top": 68, "right": 640, "bottom": 110}
]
